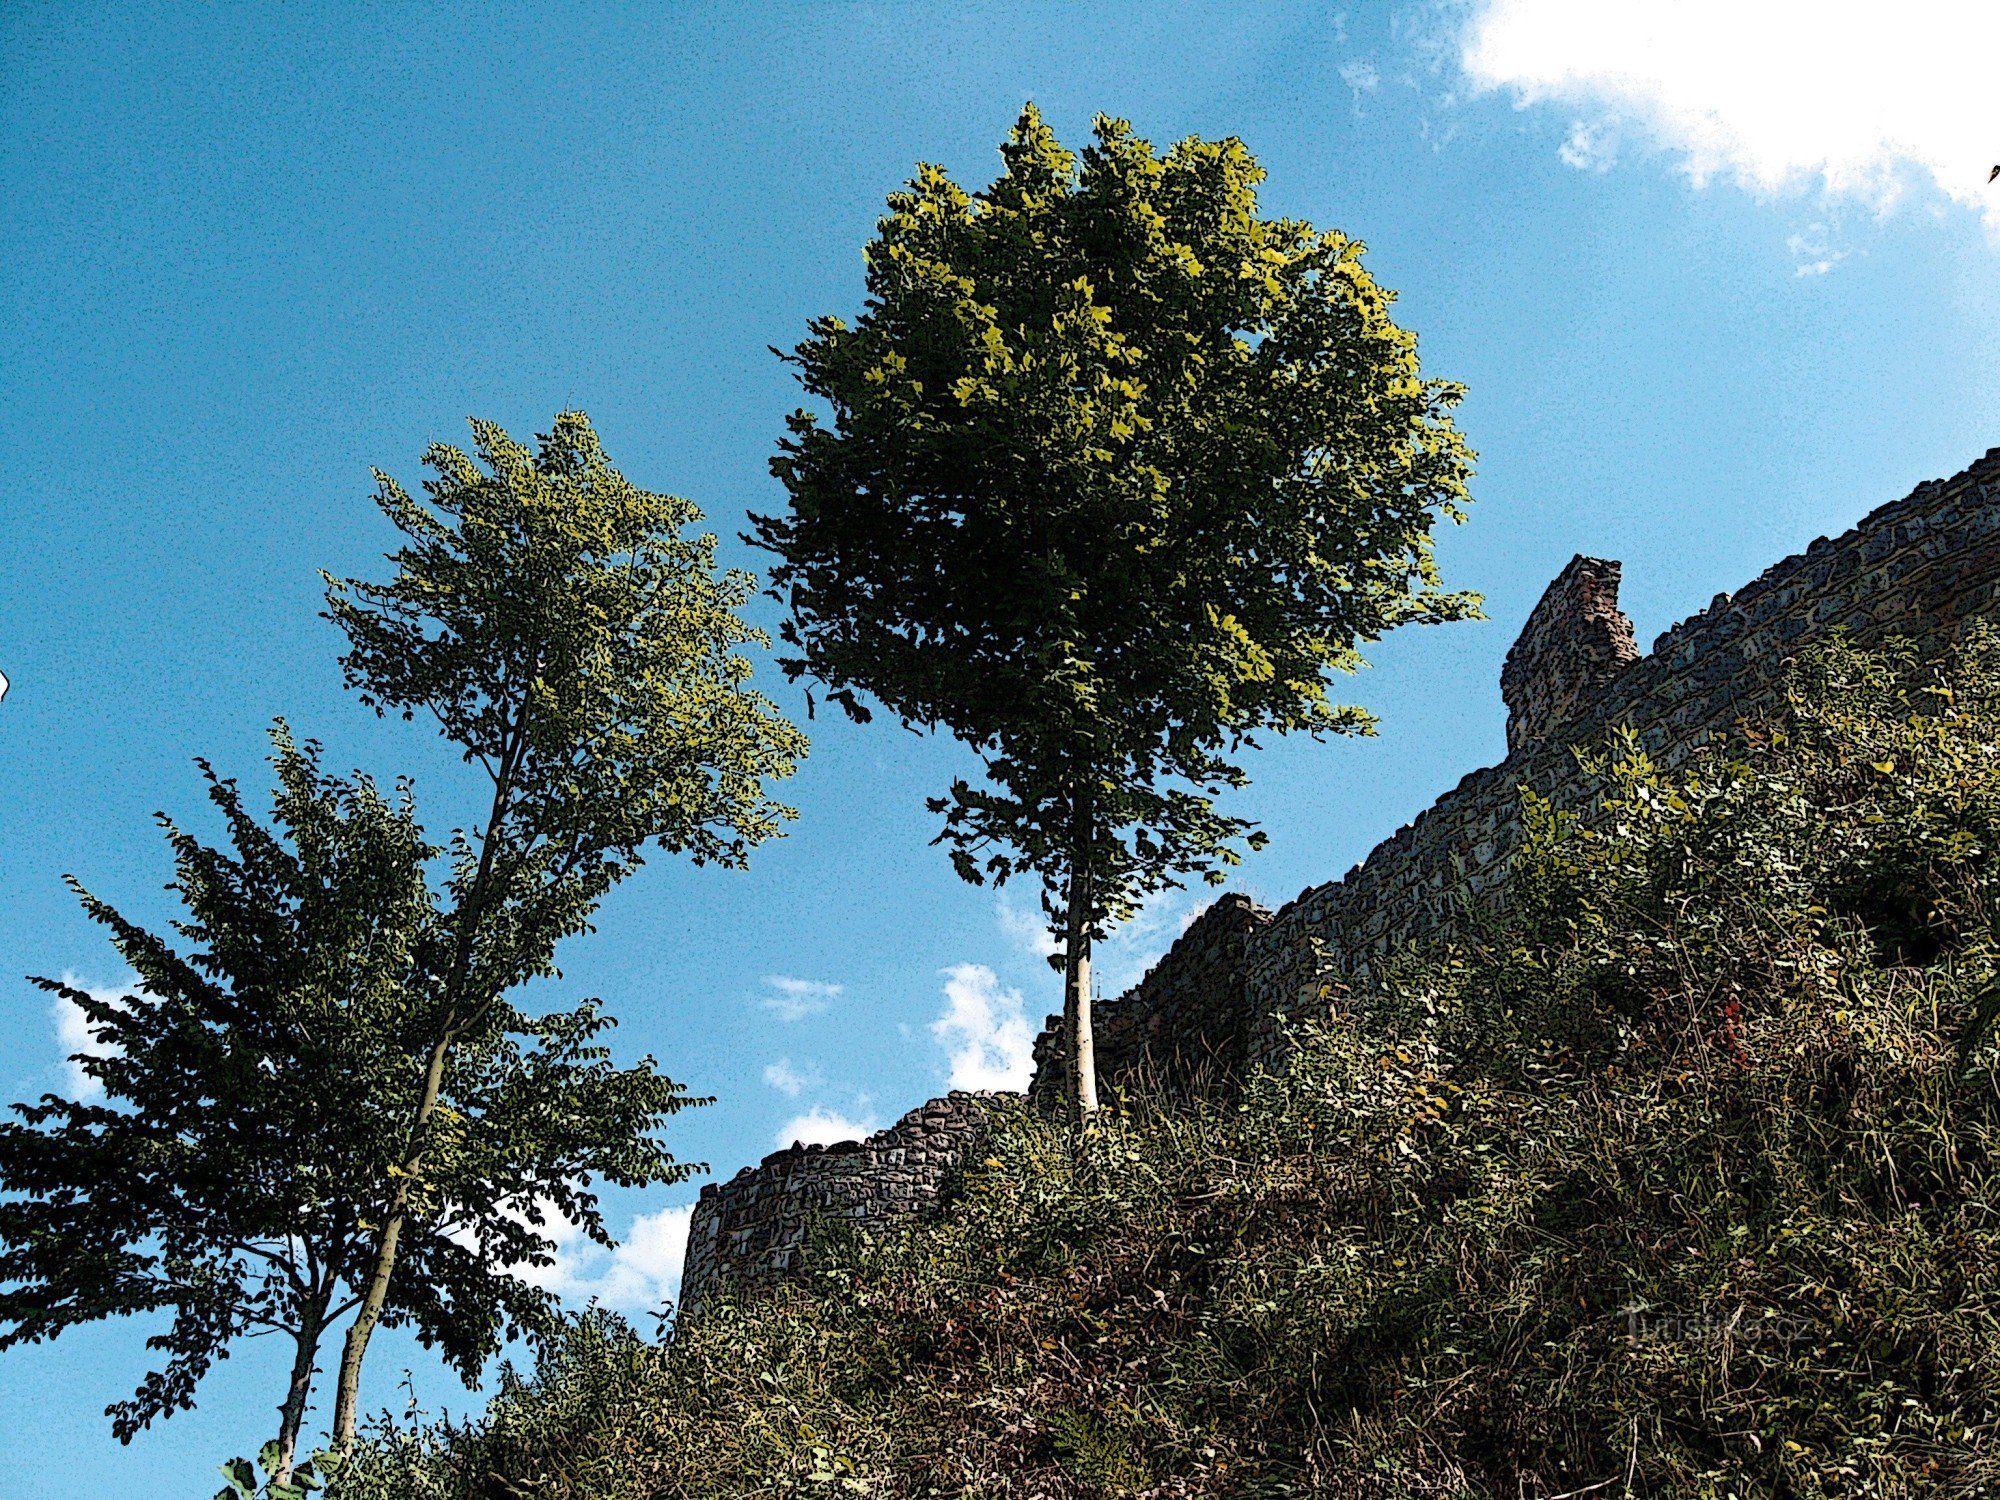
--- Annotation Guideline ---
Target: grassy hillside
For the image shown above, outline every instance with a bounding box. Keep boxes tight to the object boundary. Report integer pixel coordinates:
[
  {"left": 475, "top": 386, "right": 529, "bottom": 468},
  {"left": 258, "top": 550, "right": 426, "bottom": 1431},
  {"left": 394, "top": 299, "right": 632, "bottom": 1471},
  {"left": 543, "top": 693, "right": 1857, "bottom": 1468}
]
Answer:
[{"left": 340, "top": 634, "right": 2000, "bottom": 1498}]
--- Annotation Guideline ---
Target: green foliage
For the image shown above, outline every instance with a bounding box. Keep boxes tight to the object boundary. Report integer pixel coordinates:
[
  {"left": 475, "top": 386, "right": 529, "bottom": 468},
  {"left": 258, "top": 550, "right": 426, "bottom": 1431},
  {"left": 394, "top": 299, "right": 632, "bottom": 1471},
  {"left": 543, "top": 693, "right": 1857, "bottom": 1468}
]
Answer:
[
  {"left": 1049, "top": 1407, "right": 1153, "bottom": 1496},
  {"left": 0, "top": 729, "right": 698, "bottom": 1444},
  {"left": 754, "top": 105, "right": 1476, "bottom": 926},
  {"left": 217, "top": 1442, "right": 343, "bottom": 1500},
  {"left": 1, "top": 409, "right": 801, "bottom": 1463},
  {"left": 327, "top": 410, "right": 805, "bottom": 896},
  {"left": 0, "top": 730, "right": 441, "bottom": 1441},
  {"left": 320, "top": 410, "right": 806, "bottom": 1444},
  {"left": 341, "top": 631, "right": 2000, "bottom": 1496}
]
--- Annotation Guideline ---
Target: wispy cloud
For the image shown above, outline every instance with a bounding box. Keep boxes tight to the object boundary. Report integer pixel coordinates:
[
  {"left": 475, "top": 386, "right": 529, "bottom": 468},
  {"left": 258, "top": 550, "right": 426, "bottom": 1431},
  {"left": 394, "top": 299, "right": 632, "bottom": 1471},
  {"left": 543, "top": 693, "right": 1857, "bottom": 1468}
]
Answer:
[
  {"left": 774, "top": 1105, "right": 878, "bottom": 1150},
  {"left": 995, "top": 890, "right": 1059, "bottom": 961},
  {"left": 1340, "top": 58, "right": 1380, "bottom": 93},
  {"left": 1338, "top": 56, "right": 1383, "bottom": 118},
  {"left": 993, "top": 887, "right": 1215, "bottom": 998},
  {"left": 762, "top": 1056, "right": 814, "bottom": 1097},
  {"left": 445, "top": 1194, "right": 697, "bottom": 1315},
  {"left": 1557, "top": 117, "right": 1617, "bottom": 173},
  {"left": 931, "top": 964, "right": 1036, "bottom": 1093},
  {"left": 1461, "top": 0, "right": 2000, "bottom": 238},
  {"left": 52, "top": 972, "right": 133, "bottom": 1100},
  {"left": 760, "top": 975, "right": 842, "bottom": 1022},
  {"left": 1786, "top": 222, "right": 1849, "bottom": 277}
]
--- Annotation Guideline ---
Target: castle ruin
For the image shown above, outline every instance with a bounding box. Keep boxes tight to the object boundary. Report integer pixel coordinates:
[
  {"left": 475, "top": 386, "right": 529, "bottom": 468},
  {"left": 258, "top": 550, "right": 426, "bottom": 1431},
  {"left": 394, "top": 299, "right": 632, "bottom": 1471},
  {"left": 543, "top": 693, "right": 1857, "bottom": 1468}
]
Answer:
[{"left": 680, "top": 446, "right": 2000, "bottom": 1320}]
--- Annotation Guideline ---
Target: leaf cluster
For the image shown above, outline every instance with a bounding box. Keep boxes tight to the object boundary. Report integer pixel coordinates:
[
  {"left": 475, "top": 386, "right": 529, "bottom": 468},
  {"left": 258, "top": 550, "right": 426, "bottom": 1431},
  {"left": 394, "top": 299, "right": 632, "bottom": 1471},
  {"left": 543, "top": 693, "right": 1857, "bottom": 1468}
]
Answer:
[
  {"left": 217, "top": 1442, "right": 343, "bottom": 1500},
  {"left": 754, "top": 107, "right": 1476, "bottom": 925},
  {"left": 327, "top": 411, "right": 807, "bottom": 990},
  {"left": 0, "top": 730, "right": 704, "bottom": 1435}
]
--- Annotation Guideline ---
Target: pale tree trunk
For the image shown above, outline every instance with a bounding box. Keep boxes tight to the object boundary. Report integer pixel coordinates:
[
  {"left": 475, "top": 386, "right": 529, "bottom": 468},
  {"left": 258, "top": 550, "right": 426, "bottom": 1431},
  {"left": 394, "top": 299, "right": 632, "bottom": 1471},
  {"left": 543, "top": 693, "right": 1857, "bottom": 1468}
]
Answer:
[
  {"left": 330, "top": 1031, "right": 452, "bottom": 1450},
  {"left": 1063, "top": 857, "right": 1099, "bottom": 1123},
  {"left": 271, "top": 1294, "right": 328, "bottom": 1486}
]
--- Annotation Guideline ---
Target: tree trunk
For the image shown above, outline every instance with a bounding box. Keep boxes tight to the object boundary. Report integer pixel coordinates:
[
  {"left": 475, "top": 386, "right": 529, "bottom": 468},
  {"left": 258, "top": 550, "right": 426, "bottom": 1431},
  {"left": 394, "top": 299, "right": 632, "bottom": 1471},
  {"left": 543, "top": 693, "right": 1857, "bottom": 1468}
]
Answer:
[
  {"left": 330, "top": 708, "right": 519, "bottom": 1452},
  {"left": 272, "top": 1297, "right": 327, "bottom": 1486},
  {"left": 330, "top": 1030, "right": 452, "bottom": 1451},
  {"left": 1063, "top": 857, "right": 1099, "bottom": 1123}
]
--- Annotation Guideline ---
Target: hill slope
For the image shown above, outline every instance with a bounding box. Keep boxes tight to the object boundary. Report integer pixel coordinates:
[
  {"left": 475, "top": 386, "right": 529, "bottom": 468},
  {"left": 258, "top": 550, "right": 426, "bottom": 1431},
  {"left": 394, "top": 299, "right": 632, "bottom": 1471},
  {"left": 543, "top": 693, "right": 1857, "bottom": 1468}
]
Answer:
[{"left": 342, "top": 634, "right": 2000, "bottom": 1498}]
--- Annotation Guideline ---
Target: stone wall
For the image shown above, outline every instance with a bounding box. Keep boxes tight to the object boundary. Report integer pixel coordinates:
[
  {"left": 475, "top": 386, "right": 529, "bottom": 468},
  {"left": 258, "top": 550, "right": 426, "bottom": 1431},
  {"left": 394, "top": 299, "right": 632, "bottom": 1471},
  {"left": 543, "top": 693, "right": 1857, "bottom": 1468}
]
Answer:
[
  {"left": 679, "top": 1092, "right": 991, "bottom": 1319},
  {"left": 1500, "top": 555, "right": 1641, "bottom": 756},
  {"left": 679, "top": 445, "right": 2000, "bottom": 1322},
  {"left": 1026, "top": 893, "right": 1273, "bottom": 1110},
  {"left": 1243, "top": 446, "right": 2000, "bottom": 1051}
]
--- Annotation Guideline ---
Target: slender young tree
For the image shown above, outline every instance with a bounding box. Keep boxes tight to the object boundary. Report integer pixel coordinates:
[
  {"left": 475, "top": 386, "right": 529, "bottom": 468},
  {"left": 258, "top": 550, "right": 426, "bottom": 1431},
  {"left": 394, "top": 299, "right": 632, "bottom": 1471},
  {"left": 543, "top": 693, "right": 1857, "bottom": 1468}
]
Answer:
[
  {"left": 754, "top": 107, "right": 1478, "bottom": 1117},
  {"left": 321, "top": 411, "right": 808, "bottom": 1447},
  {"left": 0, "top": 730, "right": 694, "bottom": 1485}
]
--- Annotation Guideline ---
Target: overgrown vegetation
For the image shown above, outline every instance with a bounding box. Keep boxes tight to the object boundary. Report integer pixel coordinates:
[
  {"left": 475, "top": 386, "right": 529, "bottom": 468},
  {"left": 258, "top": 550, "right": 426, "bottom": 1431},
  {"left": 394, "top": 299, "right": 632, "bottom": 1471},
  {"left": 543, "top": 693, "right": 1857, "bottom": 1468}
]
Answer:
[
  {"left": 0, "top": 413, "right": 804, "bottom": 1480},
  {"left": 339, "top": 632, "right": 2000, "bottom": 1497}
]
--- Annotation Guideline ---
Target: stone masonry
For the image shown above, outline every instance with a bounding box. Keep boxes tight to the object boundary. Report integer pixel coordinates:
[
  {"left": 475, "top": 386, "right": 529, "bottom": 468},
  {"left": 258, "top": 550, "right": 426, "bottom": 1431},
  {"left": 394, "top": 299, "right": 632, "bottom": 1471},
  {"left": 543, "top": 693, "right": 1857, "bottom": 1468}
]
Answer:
[
  {"left": 1244, "top": 445, "right": 2000, "bottom": 1052},
  {"left": 1026, "top": 892, "right": 1274, "bottom": 1111},
  {"left": 678, "top": 1091, "right": 991, "bottom": 1319},
  {"left": 677, "top": 446, "right": 2000, "bottom": 1322},
  {"left": 1499, "top": 555, "right": 1641, "bottom": 757}
]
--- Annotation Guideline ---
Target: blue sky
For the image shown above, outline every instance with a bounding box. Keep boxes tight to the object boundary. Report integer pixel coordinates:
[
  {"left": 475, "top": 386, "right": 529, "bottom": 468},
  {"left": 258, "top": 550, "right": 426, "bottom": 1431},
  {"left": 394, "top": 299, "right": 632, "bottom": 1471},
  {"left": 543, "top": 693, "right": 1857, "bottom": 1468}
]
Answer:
[{"left": 2, "top": 2, "right": 1995, "bottom": 1492}]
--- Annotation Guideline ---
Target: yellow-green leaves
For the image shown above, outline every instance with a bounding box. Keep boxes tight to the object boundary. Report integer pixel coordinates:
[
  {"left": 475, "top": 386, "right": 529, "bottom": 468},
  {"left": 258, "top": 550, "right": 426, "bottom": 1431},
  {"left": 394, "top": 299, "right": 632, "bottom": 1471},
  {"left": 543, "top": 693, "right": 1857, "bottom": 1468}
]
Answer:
[
  {"left": 327, "top": 412, "right": 807, "bottom": 881},
  {"left": 756, "top": 108, "right": 1477, "bottom": 918}
]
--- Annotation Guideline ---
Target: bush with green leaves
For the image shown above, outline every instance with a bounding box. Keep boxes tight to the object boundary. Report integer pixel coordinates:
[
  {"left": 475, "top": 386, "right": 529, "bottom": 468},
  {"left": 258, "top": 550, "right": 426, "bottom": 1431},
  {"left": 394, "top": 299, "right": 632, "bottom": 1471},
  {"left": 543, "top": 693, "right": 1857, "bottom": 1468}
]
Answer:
[
  {"left": 216, "top": 1442, "right": 342, "bottom": 1500},
  {"left": 339, "top": 631, "right": 2000, "bottom": 1497}
]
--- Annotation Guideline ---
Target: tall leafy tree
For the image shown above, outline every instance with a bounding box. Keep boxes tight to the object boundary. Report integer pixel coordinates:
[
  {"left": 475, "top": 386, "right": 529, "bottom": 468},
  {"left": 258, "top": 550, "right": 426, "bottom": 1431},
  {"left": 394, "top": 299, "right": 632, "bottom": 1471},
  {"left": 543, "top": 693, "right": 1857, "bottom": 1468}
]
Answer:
[
  {"left": 0, "top": 730, "right": 693, "bottom": 1484},
  {"left": 322, "top": 411, "right": 808, "bottom": 1446},
  {"left": 754, "top": 107, "right": 1477, "bottom": 1116}
]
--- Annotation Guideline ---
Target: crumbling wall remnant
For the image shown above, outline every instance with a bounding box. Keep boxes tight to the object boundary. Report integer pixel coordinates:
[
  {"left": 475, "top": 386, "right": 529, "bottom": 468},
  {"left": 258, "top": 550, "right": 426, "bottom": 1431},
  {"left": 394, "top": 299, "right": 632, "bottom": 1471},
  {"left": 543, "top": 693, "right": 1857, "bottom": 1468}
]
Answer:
[
  {"left": 678, "top": 1092, "right": 990, "bottom": 1319},
  {"left": 1027, "top": 893, "right": 1273, "bottom": 1112}
]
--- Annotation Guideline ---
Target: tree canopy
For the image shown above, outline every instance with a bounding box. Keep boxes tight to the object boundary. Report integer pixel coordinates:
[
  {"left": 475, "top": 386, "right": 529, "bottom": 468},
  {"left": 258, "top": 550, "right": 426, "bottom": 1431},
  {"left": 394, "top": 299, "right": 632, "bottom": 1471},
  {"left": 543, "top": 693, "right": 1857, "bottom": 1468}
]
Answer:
[
  {"left": 321, "top": 411, "right": 808, "bottom": 1445},
  {"left": 0, "top": 730, "right": 695, "bottom": 1479},
  {"left": 754, "top": 106, "right": 1477, "bottom": 1108}
]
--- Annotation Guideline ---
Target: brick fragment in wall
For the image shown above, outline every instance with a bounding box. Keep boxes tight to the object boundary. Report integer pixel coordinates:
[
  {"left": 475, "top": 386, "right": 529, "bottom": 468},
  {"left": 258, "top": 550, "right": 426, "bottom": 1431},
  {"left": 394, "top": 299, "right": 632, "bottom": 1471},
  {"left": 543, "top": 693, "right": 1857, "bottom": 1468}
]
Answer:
[{"left": 678, "top": 446, "right": 2000, "bottom": 1327}]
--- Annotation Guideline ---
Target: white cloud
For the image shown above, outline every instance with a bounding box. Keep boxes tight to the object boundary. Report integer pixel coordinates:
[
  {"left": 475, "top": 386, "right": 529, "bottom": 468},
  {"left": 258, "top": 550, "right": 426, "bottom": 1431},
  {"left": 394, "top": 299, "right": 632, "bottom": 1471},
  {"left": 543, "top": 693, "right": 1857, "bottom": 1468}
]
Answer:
[
  {"left": 996, "top": 890, "right": 1060, "bottom": 961},
  {"left": 1786, "top": 222, "right": 1849, "bottom": 276},
  {"left": 52, "top": 972, "right": 133, "bottom": 1100},
  {"left": 1461, "top": 0, "right": 2000, "bottom": 234},
  {"left": 762, "top": 1056, "right": 812, "bottom": 1097},
  {"left": 760, "top": 975, "right": 841, "bottom": 1022},
  {"left": 1340, "top": 58, "right": 1381, "bottom": 93},
  {"left": 775, "top": 1105, "right": 878, "bottom": 1149},
  {"left": 1557, "top": 117, "right": 1618, "bottom": 173},
  {"left": 537, "top": 1204, "right": 695, "bottom": 1314},
  {"left": 931, "top": 964, "right": 1035, "bottom": 1093},
  {"left": 453, "top": 1198, "right": 697, "bottom": 1315}
]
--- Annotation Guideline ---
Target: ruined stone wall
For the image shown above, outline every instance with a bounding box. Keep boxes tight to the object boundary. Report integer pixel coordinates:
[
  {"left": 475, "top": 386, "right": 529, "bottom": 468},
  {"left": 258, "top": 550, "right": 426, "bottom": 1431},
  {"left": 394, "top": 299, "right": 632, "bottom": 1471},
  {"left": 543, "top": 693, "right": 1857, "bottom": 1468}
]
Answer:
[
  {"left": 679, "top": 1092, "right": 991, "bottom": 1319},
  {"left": 679, "top": 446, "right": 2000, "bottom": 1322},
  {"left": 1245, "top": 446, "right": 2000, "bottom": 1051},
  {"left": 1499, "top": 555, "right": 1640, "bottom": 756},
  {"left": 1026, "top": 893, "right": 1273, "bottom": 1110}
]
